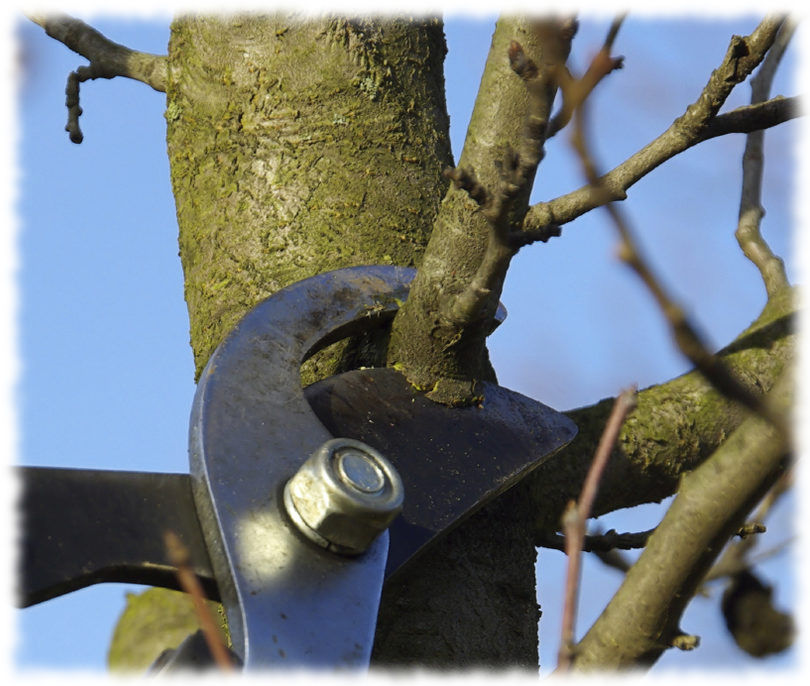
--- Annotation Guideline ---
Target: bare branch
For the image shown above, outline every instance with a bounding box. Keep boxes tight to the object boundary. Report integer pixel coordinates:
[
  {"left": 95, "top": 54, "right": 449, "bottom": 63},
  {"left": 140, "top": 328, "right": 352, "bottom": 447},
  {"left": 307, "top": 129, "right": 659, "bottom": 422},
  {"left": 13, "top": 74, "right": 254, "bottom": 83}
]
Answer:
[
  {"left": 438, "top": 26, "right": 570, "bottom": 330},
  {"left": 586, "top": 510, "right": 776, "bottom": 579},
  {"left": 571, "top": 371, "right": 792, "bottom": 670},
  {"left": 164, "top": 531, "right": 234, "bottom": 671},
  {"left": 524, "top": 16, "right": 795, "bottom": 236},
  {"left": 551, "top": 22, "right": 794, "bottom": 670},
  {"left": 387, "top": 18, "right": 574, "bottom": 403},
  {"left": 592, "top": 547, "right": 633, "bottom": 574},
  {"left": 735, "top": 20, "right": 795, "bottom": 298},
  {"left": 29, "top": 13, "right": 167, "bottom": 142},
  {"left": 547, "top": 13, "right": 626, "bottom": 138},
  {"left": 560, "top": 21, "right": 792, "bottom": 431},
  {"left": 537, "top": 527, "right": 654, "bottom": 553},
  {"left": 705, "top": 95, "right": 800, "bottom": 137},
  {"left": 704, "top": 536, "right": 793, "bottom": 585},
  {"left": 557, "top": 387, "right": 637, "bottom": 672},
  {"left": 30, "top": 14, "right": 167, "bottom": 90},
  {"left": 612, "top": 196, "right": 784, "bottom": 429},
  {"left": 522, "top": 284, "right": 795, "bottom": 544}
]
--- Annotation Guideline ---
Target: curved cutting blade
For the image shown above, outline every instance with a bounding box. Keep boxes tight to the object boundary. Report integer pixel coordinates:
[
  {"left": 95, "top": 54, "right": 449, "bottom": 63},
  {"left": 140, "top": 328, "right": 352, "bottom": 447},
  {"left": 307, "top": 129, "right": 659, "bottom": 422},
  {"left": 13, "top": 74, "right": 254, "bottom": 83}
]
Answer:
[{"left": 189, "top": 266, "right": 414, "bottom": 668}]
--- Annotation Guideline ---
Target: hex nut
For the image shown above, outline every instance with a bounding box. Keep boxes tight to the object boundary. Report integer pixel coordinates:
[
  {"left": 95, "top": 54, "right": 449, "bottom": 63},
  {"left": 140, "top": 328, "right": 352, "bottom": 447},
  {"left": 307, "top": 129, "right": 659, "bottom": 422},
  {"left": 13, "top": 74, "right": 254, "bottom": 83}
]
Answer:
[{"left": 283, "top": 438, "right": 404, "bottom": 555}]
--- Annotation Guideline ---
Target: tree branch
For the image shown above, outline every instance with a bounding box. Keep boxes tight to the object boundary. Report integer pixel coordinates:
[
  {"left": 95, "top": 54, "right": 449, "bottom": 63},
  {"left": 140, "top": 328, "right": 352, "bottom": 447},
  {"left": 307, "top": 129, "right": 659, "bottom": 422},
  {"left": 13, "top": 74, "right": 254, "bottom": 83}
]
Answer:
[
  {"left": 735, "top": 20, "right": 795, "bottom": 298},
  {"left": 29, "top": 13, "right": 168, "bottom": 142},
  {"left": 546, "top": 13, "right": 626, "bottom": 139},
  {"left": 388, "top": 17, "right": 575, "bottom": 405},
  {"left": 599, "top": 178, "right": 784, "bottom": 429},
  {"left": 558, "top": 387, "right": 636, "bottom": 672},
  {"left": 521, "top": 22, "right": 798, "bottom": 615},
  {"left": 522, "top": 283, "right": 795, "bottom": 536},
  {"left": 562, "top": 17, "right": 790, "bottom": 432},
  {"left": 570, "top": 370, "right": 792, "bottom": 670},
  {"left": 537, "top": 527, "right": 654, "bottom": 553},
  {"left": 704, "top": 95, "right": 799, "bottom": 138},
  {"left": 702, "top": 469, "right": 792, "bottom": 585},
  {"left": 439, "top": 28, "right": 572, "bottom": 330},
  {"left": 523, "top": 16, "right": 797, "bottom": 236},
  {"left": 164, "top": 531, "right": 234, "bottom": 671}
]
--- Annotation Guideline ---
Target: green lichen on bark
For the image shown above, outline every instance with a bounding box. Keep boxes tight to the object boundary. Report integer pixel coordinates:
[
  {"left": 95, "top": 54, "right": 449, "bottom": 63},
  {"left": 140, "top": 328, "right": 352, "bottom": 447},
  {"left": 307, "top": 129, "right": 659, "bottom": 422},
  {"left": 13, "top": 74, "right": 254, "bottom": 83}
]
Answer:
[
  {"left": 165, "top": 15, "right": 452, "bottom": 380},
  {"left": 524, "top": 285, "right": 796, "bottom": 535}
]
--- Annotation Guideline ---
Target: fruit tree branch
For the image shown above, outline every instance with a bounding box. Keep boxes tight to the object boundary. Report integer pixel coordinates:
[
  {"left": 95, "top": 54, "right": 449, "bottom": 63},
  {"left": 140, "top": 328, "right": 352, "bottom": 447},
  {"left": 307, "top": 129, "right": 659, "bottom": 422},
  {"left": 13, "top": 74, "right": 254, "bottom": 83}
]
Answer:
[
  {"left": 523, "top": 16, "right": 797, "bottom": 237},
  {"left": 29, "top": 13, "right": 168, "bottom": 143},
  {"left": 570, "top": 370, "right": 792, "bottom": 670},
  {"left": 735, "top": 20, "right": 795, "bottom": 298}
]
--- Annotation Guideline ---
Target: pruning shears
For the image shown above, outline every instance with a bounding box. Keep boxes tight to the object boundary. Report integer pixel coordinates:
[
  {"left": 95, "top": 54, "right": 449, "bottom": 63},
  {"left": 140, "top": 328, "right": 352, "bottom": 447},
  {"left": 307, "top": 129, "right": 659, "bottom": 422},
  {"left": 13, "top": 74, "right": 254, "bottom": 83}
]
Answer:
[{"left": 18, "top": 265, "right": 577, "bottom": 670}]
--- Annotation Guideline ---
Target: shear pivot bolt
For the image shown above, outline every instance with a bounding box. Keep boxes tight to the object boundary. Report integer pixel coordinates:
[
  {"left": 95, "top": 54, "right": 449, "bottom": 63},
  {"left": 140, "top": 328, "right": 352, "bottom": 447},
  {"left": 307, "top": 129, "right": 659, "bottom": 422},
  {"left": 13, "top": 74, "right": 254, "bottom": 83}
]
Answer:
[
  {"left": 283, "top": 438, "right": 404, "bottom": 555},
  {"left": 336, "top": 450, "right": 386, "bottom": 493}
]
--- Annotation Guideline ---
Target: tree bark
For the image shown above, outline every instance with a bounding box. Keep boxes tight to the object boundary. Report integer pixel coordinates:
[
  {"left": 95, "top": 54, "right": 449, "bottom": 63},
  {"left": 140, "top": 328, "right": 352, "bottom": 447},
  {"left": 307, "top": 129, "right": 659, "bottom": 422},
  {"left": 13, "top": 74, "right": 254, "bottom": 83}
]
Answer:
[{"left": 165, "top": 15, "right": 452, "bottom": 381}]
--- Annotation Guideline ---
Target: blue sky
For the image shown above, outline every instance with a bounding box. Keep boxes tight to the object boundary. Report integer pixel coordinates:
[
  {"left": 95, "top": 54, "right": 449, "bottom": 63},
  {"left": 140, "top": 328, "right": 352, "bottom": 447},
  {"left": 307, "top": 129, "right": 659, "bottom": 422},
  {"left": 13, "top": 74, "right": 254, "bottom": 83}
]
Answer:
[{"left": 9, "top": 9, "right": 801, "bottom": 676}]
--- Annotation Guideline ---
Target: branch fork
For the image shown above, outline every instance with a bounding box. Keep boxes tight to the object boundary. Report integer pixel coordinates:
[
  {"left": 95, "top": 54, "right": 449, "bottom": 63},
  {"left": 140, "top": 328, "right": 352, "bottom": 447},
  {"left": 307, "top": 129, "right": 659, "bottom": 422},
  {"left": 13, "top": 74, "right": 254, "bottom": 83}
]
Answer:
[
  {"left": 30, "top": 13, "right": 168, "bottom": 143},
  {"left": 440, "top": 37, "right": 567, "bottom": 329}
]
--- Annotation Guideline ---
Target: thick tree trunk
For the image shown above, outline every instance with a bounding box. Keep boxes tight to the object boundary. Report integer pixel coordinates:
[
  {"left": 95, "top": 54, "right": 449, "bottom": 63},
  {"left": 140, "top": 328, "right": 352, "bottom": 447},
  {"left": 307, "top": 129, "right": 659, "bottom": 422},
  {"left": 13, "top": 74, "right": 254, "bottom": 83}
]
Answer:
[{"left": 166, "top": 15, "right": 452, "bottom": 380}]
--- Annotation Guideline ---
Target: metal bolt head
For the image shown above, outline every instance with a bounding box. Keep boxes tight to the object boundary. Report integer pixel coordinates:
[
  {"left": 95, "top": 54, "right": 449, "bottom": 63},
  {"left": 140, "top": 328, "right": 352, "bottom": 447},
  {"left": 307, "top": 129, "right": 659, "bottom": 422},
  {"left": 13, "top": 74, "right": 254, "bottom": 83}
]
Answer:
[
  {"left": 283, "top": 438, "right": 404, "bottom": 555},
  {"left": 336, "top": 449, "right": 386, "bottom": 493}
]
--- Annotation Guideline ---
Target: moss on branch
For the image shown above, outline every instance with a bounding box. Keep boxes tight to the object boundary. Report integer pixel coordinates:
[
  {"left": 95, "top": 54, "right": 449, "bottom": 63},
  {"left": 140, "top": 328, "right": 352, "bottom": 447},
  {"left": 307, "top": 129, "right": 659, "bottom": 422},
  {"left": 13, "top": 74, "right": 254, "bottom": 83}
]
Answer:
[
  {"left": 525, "top": 285, "right": 796, "bottom": 536},
  {"left": 571, "top": 368, "right": 791, "bottom": 670}
]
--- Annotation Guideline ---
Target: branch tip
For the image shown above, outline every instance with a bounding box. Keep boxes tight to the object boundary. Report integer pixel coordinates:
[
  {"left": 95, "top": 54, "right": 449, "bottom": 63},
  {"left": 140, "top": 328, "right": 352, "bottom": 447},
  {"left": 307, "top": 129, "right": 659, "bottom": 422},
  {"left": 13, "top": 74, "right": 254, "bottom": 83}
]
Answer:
[
  {"left": 671, "top": 633, "right": 700, "bottom": 651},
  {"left": 736, "top": 522, "right": 767, "bottom": 538},
  {"left": 31, "top": 13, "right": 168, "bottom": 142}
]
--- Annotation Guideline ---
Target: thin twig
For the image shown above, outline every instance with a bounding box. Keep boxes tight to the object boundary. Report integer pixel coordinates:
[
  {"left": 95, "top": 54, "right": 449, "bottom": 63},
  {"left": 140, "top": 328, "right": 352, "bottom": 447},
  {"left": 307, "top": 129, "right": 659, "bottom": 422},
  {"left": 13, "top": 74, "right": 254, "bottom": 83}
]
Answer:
[
  {"left": 735, "top": 20, "right": 795, "bottom": 298},
  {"left": 536, "top": 527, "right": 654, "bottom": 553},
  {"left": 579, "top": 389, "right": 637, "bottom": 522},
  {"left": 164, "top": 531, "right": 234, "bottom": 672},
  {"left": 592, "top": 547, "right": 633, "bottom": 574},
  {"left": 704, "top": 95, "right": 799, "bottom": 137},
  {"left": 557, "top": 387, "right": 637, "bottom": 672},
  {"left": 29, "top": 13, "right": 167, "bottom": 142},
  {"left": 523, "top": 16, "right": 795, "bottom": 238},
  {"left": 565, "top": 50, "right": 788, "bottom": 433},
  {"left": 702, "top": 469, "right": 793, "bottom": 585},
  {"left": 546, "top": 13, "right": 626, "bottom": 139},
  {"left": 704, "top": 537, "right": 794, "bottom": 586}
]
